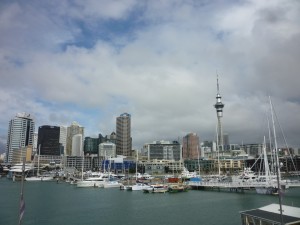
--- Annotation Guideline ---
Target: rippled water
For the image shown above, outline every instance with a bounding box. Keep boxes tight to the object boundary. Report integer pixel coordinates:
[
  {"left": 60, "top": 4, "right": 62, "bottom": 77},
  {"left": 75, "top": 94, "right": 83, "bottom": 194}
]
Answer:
[{"left": 1, "top": 178, "right": 299, "bottom": 225}]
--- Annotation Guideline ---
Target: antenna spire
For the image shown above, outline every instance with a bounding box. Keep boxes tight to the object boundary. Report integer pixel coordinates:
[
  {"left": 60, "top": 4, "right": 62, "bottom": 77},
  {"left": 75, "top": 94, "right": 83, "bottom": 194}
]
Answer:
[{"left": 216, "top": 71, "right": 220, "bottom": 94}]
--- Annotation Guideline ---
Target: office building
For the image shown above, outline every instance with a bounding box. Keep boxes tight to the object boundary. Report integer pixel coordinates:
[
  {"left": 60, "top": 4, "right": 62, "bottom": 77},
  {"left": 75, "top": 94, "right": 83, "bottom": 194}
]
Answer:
[
  {"left": 143, "top": 140, "right": 182, "bottom": 161},
  {"left": 72, "top": 134, "right": 83, "bottom": 156},
  {"left": 84, "top": 137, "right": 100, "bottom": 155},
  {"left": 37, "top": 125, "right": 61, "bottom": 156},
  {"left": 5, "top": 113, "right": 35, "bottom": 163},
  {"left": 99, "top": 142, "right": 116, "bottom": 158},
  {"left": 116, "top": 113, "right": 132, "bottom": 156},
  {"left": 182, "top": 133, "right": 200, "bottom": 160},
  {"left": 66, "top": 121, "right": 84, "bottom": 156},
  {"left": 105, "top": 132, "right": 117, "bottom": 144}
]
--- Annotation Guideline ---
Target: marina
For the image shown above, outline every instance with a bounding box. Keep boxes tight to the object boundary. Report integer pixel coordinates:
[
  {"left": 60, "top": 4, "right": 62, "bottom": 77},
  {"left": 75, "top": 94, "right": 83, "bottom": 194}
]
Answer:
[{"left": 1, "top": 178, "right": 300, "bottom": 225}]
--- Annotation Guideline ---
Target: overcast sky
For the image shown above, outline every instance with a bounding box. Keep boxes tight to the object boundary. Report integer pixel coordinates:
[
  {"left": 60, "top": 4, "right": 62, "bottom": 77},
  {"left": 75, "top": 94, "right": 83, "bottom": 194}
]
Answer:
[{"left": 0, "top": 0, "right": 300, "bottom": 153}]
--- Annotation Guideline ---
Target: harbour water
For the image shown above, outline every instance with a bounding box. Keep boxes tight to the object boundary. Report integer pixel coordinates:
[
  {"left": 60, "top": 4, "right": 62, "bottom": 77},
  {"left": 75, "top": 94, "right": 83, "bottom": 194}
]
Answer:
[{"left": 1, "top": 178, "right": 300, "bottom": 225}]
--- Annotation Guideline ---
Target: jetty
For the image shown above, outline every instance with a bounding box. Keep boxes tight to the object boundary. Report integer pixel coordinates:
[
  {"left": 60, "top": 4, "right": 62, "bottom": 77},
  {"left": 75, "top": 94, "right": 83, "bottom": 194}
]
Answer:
[{"left": 188, "top": 180, "right": 300, "bottom": 192}]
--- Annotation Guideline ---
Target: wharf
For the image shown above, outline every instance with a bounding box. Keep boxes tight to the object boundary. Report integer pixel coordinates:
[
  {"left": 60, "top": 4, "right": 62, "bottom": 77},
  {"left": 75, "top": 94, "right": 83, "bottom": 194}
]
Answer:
[
  {"left": 189, "top": 181, "right": 266, "bottom": 192},
  {"left": 188, "top": 180, "right": 300, "bottom": 192}
]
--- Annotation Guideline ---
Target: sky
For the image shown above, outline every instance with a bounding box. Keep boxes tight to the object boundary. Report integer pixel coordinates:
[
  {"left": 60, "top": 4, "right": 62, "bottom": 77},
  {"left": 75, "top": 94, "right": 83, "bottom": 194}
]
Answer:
[{"left": 0, "top": 0, "right": 300, "bottom": 153}]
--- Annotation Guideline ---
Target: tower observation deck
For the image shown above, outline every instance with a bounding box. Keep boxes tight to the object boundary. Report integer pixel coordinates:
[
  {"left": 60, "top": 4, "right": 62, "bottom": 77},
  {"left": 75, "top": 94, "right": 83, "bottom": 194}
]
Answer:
[{"left": 214, "top": 76, "right": 224, "bottom": 150}]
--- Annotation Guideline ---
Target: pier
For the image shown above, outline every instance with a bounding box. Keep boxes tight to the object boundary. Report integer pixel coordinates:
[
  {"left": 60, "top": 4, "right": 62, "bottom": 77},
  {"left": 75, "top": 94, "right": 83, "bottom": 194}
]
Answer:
[{"left": 188, "top": 180, "right": 300, "bottom": 192}]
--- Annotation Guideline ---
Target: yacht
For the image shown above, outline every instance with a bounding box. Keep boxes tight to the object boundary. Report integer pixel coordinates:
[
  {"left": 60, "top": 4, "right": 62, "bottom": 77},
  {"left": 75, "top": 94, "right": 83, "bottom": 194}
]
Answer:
[
  {"left": 25, "top": 175, "right": 53, "bottom": 181},
  {"left": 103, "top": 180, "right": 122, "bottom": 188},
  {"left": 131, "top": 183, "right": 151, "bottom": 191},
  {"left": 143, "top": 184, "right": 168, "bottom": 193},
  {"left": 77, "top": 173, "right": 108, "bottom": 188}
]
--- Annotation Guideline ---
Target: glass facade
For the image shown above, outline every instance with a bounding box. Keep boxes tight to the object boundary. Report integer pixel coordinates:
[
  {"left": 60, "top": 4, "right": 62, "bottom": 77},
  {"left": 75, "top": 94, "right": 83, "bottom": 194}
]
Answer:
[{"left": 38, "top": 126, "right": 61, "bottom": 156}]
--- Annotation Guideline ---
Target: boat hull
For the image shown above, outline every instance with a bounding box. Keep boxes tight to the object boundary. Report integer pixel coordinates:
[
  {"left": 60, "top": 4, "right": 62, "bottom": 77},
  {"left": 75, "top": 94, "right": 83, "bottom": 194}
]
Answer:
[{"left": 77, "top": 180, "right": 105, "bottom": 188}]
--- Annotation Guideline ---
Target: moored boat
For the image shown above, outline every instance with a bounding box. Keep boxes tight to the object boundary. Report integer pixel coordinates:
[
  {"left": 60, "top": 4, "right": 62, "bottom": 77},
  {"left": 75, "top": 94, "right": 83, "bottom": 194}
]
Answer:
[
  {"left": 168, "top": 184, "right": 188, "bottom": 193},
  {"left": 131, "top": 183, "right": 151, "bottom": 191},
  {"left": 143, "top": 184, "right": 168, "bottom": 193},
  {"left": 25, "top": 175, "right": 53, "bottom": 181},
  {"left": 120, "top": 184, "right": 132, "bottom": 191},
  {"left": 103, "top": 180, "right": 122, "bottom": 188}
]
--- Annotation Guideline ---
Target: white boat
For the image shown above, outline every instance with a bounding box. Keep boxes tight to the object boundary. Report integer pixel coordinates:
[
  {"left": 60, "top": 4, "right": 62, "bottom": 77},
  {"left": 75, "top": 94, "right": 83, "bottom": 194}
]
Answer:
[
  {"left": 25, "top": 175, "right": 53, "bottom": 181},
  {"left": 179, "top": 167, "right": 198, "bottom": 179},
  {"left": 239, "top": 167, "right": 257, "bottom": 181},
  {"left": 25, "top": 145, "right": 53, "bottom": 182},
  {"left": 77, "top": 176, "right": 106, "bottom": 188},
  {"left": 131, "top": 183, "right": 151, "bottom": 191},
  {"left": 120, "top": 184, "right": 132, "bottom": 191},
  {"left": 103, "top": 180, "right": 122, "bottom": 188},
  {"left": 143, "top": 184, "right": 168, "bottom": 193},
  {"left": 7, "top": 163, "right": 34, "bottom": 181}
]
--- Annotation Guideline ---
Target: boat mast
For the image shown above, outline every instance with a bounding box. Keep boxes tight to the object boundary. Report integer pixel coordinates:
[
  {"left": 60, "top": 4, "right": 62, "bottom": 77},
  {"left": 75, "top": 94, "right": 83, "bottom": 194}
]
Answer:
[
  {"left": 136, "top": 151, "right": 138, "bottom": 182},
  {"left": 18, "top": 157, "right": 26, "bottom": 225},
  {"left": 81, "top": 151, "right": 84, "bottom": 181},
  {"left": 266, "top": 112, "right": 276, "bottom": 176},
  {"left": 269, "top": 96, "right": 283, "bottom": 225},
  {"left": 262, "top": 136, "right": 270, "bottom": 183},
  {"left": 37, "top": 144, "right": 40, "bottom": 176},
  {"left": 197, "top": 145, "right": 201, "bottom": 177}
]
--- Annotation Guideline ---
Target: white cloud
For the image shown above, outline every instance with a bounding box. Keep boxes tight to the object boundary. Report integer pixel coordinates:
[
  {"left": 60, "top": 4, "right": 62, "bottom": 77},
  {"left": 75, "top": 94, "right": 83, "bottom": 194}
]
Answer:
[{"left": 0, "top": 0, "right": 300, "bottom": 152}]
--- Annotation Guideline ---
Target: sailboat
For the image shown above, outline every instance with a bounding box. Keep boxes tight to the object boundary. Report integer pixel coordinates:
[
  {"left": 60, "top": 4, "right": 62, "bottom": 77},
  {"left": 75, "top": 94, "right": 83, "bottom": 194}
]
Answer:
[
  {"left": 131, "top": 151, "right": 150, "bottom": 191},
  {"left": 25, "top": 145, "right": 53, "bottom": 181},
  {"left": 255, "top": 137, "right": 278, "bottom": 195},
  {"left": 103, "top": 156, "right": 122, "bottom": 188},
  {"left": 239, "top": 97, "right": 300, "bottom": 225}
]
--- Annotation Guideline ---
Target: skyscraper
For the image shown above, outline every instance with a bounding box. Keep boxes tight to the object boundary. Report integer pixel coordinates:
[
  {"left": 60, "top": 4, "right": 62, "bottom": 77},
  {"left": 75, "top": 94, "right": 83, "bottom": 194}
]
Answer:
[
  {"left": 59, "top": 126, "right": 67, "bottom": 155},
  {"left": 116, "top": 113, "right": 132, "bottom": 156},
  {"left": 37, "top": 125, "right": 61, "bottom": 155},
  {"left": 214, "top": 75, "right": 225, "bottom": 151},
  {"left": 5, "top": 113, "right": 35, "bottom": 163},
  {"left": 182, "top": 133, "right": 200, "bottom": 160},
  {"left": 66, "top": 121, "right": 84, "bottom": 156}
]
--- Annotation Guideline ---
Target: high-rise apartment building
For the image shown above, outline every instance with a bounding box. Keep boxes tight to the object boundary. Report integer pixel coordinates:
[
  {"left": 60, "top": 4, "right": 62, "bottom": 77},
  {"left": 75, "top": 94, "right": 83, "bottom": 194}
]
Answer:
[
  {"left": 37, "top": 125, "right": 61, "bottom": 156},
  {"left": 66, "top": 121, "right": 84, "bottom": 156},
  {"left": 182, "top": 133, "right": 200, "bottom": 160},
  {"left": 116, "top": 113, "right": 132, "bottom": 156},
  {"left": 5, "top": 113, "right": 35, "bottom": 163}
]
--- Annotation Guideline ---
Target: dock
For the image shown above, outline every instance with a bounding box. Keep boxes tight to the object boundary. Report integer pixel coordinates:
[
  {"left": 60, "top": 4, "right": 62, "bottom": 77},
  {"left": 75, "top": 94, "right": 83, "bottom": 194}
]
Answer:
[{"left": 188, "top": 180, "right": 300, "bottom": 192}]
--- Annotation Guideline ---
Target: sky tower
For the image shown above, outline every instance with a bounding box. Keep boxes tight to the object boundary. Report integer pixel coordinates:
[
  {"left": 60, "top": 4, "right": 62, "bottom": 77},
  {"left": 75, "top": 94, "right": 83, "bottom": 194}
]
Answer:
[{"left": 214, "top": 75, "right": 225, "bottom": 151}]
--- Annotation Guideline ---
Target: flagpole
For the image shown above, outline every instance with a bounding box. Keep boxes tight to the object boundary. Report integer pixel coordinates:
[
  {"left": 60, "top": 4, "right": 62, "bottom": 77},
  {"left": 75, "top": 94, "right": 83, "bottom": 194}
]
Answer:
[{"left": 19, "top": 157, "right": 26, "bottom": 225}]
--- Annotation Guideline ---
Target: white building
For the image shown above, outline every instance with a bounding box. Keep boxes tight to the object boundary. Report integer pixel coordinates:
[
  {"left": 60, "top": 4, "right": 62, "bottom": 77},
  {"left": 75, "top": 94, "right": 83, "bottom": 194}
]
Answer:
[
  {"left": 5, "top": 113, "right": 35, "bottom": 163},
  {"left": 72, "top": 134, "right": 83, "bottom": 156},
  {"left": 66, "top": 121, "right": 84, "bottom": 156},
  {"left": 59, "top": 126, "right": 67, "bottom": 155},
  {"left": 99, "top": 142, "right": 116, "bottom": 158}
]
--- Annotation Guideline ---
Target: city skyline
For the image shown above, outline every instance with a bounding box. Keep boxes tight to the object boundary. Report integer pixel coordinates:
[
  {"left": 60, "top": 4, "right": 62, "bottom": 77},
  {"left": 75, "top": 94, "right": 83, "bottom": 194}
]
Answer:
[{"left": 1, "top": 1, "right": 300, "bottom": 153}]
